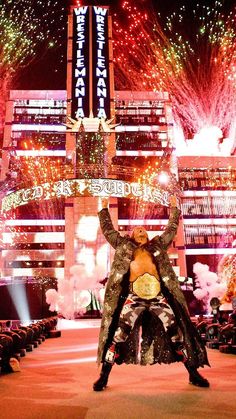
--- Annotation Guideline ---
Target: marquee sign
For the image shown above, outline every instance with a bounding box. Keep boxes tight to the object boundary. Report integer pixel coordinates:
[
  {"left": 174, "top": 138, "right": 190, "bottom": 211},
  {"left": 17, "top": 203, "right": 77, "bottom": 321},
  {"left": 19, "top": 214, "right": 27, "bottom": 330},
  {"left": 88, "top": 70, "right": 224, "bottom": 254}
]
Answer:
[
  {"left": 92, "top": 6, "right": 110, "bottom": 119},
  {"left": 72, "top": 6, "right": 90, "bottom": 119},
  {"left": 71, "top": 6, "right": 110, "bottom": 120},
  {"left": 1, "top": 179, "right": 170, "bottom": 213}
]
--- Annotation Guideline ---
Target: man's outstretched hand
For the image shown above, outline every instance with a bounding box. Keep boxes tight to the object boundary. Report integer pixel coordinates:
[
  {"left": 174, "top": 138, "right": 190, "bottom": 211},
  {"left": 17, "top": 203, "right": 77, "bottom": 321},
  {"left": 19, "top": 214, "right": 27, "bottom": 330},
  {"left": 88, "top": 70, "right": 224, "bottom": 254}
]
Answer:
[{"left": 101, "top": 197, "right": 109, "bottom": 209}]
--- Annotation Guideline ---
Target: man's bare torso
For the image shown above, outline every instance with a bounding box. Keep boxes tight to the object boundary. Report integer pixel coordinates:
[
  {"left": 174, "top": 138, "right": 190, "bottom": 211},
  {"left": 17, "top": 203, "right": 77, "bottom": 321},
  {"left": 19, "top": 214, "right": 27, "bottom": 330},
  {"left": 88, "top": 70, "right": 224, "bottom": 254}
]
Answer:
[{"left": 129, "top": 247, "right": 159, "bottom": 282}]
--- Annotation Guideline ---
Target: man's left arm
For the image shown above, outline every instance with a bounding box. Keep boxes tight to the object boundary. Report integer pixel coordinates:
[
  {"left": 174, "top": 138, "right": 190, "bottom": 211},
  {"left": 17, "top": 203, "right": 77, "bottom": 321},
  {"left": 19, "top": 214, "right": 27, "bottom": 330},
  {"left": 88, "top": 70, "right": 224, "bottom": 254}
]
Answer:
[{"left": 159, "top": 195, "right": 181, "bottom": 249}]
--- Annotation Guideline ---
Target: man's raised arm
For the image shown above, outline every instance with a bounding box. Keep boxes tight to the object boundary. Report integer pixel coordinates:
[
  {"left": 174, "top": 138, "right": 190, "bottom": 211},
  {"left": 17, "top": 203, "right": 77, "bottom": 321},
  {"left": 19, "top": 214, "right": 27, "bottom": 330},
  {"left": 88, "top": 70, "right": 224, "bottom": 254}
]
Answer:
[
  {"left": 98, "top": 198, "right": 124, "bottom": 249},
  {"left": 159, "top": 195, "right": 181, "bottom": 249}
]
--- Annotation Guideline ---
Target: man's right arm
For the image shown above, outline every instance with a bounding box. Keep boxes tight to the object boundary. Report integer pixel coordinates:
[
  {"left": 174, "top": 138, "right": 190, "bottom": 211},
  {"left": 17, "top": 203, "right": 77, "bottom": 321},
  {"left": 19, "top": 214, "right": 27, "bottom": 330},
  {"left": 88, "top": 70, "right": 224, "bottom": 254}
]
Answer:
[
  {"left": 98, "top": 198, "right": 124, "bottom": 249},
  {"left": 153, "top": 195, "right": 181, "bottom": 249}
]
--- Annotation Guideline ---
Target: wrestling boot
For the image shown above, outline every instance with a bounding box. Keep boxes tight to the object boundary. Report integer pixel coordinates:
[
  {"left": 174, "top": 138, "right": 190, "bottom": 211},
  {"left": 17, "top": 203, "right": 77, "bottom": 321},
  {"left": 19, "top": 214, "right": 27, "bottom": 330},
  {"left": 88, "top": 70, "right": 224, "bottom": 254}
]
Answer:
[
  {"left": 185, "top": 364, "right": 210, "bottom": 387},
  {"left": 93, "top": 362, "right": 113, "bottom": 391},
  {"left": 93, "top": 343, "right": 117, "bottom": 391}
]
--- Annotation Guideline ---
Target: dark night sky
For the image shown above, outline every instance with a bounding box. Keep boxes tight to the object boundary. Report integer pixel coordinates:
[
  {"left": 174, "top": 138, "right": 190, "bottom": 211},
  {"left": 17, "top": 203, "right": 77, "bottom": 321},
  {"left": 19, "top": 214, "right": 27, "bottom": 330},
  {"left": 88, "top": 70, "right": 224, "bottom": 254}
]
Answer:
[{"left": 16, "top": 0, "right": 234, "bottom": 91}]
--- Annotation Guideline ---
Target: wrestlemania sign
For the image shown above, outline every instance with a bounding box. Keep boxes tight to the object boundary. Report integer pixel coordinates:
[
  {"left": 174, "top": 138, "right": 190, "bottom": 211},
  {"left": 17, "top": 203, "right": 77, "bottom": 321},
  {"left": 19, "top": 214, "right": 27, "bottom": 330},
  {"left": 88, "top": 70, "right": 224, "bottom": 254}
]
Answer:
[{"left": 71, "top": 6, "right": 110, "bottom": 119}]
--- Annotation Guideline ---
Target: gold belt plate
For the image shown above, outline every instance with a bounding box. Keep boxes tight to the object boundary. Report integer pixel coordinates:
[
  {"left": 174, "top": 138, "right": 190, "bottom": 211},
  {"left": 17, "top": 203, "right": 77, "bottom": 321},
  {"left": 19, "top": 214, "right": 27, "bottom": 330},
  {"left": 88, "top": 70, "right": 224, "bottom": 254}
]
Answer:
[{"left": 132, "top": 273, "right": 160, "bottom": 300}]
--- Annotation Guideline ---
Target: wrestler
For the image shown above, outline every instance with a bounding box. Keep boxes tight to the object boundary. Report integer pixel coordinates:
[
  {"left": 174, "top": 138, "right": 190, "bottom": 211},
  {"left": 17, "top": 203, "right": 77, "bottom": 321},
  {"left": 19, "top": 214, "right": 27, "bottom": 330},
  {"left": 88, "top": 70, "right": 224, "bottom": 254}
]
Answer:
[{"left": 93, "top": 196, "right": 210, "bottom": 391}]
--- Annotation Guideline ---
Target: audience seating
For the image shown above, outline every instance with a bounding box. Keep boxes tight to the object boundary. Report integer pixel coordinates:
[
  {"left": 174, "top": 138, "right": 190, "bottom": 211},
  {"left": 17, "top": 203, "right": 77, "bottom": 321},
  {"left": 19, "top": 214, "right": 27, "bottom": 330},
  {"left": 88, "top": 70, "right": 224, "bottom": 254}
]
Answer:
[
  {"left": 198, "top": 310, "right": 236, "bottom": 354},
  {"left": 0, "top": 316, "right": 60, "bottom": 374}
]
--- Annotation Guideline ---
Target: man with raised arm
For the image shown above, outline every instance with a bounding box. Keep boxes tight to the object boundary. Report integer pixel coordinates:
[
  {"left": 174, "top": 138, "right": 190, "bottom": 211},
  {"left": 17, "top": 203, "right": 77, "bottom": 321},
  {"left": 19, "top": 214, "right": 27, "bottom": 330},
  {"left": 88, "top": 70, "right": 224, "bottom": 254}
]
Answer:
[{"left": 93, "top": 196, "right": 210, "bottom": 391}]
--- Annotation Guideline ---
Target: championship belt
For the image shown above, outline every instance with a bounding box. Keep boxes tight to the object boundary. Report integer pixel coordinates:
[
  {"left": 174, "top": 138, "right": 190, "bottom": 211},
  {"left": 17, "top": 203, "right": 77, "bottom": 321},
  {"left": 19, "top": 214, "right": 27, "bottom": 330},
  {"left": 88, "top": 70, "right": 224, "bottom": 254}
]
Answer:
[{"left": 131, "top": 273, "right": 161, "bottom": 300}]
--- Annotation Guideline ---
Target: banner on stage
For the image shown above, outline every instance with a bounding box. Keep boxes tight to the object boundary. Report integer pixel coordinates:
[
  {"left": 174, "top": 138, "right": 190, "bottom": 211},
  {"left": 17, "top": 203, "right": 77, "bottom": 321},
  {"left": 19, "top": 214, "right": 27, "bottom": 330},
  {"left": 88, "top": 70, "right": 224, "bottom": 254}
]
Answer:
[{"left": 1, "top": 178, "right": 170, "bottom": 213}]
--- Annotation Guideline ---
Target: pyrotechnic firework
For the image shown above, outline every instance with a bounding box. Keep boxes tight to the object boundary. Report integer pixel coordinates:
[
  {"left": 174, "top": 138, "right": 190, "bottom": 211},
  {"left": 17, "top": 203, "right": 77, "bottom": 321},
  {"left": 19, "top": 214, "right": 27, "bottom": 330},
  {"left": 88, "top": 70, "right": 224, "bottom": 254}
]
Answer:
[
  {"left": 0, "top": 0, "right": 66, "bottom": 134},
  {"left": 113, "top": 1, "right": 236, "bottom": 140}
]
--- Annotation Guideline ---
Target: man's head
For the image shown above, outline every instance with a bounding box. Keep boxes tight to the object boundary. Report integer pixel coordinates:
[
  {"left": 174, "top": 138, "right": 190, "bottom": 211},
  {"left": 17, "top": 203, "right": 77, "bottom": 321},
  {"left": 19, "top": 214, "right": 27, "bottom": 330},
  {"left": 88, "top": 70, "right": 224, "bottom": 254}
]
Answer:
[{"left": 131, "top": 226, "right": 149, "bottom": 245}]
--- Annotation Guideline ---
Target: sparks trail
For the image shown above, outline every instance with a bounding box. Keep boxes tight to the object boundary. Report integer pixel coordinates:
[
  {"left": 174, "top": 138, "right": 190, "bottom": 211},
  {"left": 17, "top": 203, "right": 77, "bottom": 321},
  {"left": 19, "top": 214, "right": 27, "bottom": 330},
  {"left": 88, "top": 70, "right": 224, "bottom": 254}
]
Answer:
[
  {"left": 112, "top": 0, "right": 236, "bottom": 138},
  {"left": 0, "top": 0, "right": 67, "bottom": 135}
]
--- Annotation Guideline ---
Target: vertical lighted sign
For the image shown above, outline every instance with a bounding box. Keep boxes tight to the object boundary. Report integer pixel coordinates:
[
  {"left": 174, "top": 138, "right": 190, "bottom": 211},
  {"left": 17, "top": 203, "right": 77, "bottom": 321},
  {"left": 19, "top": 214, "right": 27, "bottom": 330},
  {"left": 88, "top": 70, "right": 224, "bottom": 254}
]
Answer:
[
  {"left": 71, "top": 6, "right": 111, "bottom": 120},
  {"left": 72, "top": 6, "right": 90, "bottom": 119},
  {"left": 92, "top": 6, "right": 110, "bottom": 119}
]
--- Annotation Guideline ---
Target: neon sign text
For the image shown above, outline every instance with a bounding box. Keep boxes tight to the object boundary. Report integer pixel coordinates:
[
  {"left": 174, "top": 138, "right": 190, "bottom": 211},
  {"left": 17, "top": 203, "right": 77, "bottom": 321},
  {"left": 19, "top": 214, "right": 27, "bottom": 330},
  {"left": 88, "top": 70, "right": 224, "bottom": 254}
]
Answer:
[
  {"left": 93, "top": 7, "right": 109, "bottom": 118},
  {"left": 74, "top": 7, "right": 88, "bottom": 118}
]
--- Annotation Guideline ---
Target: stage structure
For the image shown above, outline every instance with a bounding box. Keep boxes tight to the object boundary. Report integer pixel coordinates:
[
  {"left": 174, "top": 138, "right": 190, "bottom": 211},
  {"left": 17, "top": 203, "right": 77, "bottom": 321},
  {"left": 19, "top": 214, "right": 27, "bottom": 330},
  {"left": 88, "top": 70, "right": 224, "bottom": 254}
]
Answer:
[
  {"left": 4, "top": 4, "right": 236, "bottom": 318},
  {"left": 65, "top": 5, "right": 116, "bottom": 283}
]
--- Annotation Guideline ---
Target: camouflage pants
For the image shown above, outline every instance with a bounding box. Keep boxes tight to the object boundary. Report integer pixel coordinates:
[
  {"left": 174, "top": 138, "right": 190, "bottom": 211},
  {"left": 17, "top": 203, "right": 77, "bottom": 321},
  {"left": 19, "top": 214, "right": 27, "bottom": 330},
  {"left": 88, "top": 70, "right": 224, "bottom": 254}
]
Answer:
[{"left": 113, "top": 293, "right": 176, "bottom": 344}]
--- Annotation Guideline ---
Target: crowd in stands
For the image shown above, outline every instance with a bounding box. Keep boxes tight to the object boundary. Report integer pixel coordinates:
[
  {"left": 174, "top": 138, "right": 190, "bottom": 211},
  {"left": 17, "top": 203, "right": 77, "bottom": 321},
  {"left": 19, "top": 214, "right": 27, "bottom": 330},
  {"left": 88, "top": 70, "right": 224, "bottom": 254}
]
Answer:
[
  {"left": 0, "top": 317, "right": 59, "bottom": 374},
  {"left": 194, "top": 309, "right": 236, "bottom": 354}
]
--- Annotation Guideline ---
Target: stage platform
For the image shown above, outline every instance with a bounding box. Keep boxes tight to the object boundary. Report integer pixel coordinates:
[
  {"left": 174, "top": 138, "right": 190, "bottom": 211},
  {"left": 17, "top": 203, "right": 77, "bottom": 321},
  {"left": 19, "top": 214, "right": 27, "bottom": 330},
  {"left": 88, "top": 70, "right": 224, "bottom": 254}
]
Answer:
[{"left": 1, "top": 319, "right": 235, "bottom": 419}]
